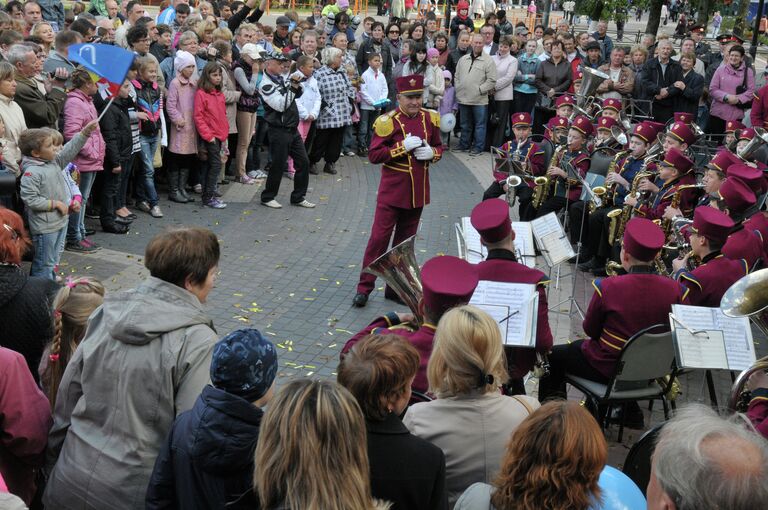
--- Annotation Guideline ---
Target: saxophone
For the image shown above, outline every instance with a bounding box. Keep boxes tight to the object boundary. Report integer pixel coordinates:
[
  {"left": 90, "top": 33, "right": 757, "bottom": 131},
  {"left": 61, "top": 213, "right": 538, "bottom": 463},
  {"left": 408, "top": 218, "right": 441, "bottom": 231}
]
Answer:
[
  {"left": 660, "top": 184, "right": 706, "bottom": 239},
  {"left": 603, "top": 150, "right": 630, "bottom": 207},
  {"left": 610, "top": 170, "right": 655, "bottom": 246},
  {"left": 533, "top": 144, "right": 564, "bottom": 209}
]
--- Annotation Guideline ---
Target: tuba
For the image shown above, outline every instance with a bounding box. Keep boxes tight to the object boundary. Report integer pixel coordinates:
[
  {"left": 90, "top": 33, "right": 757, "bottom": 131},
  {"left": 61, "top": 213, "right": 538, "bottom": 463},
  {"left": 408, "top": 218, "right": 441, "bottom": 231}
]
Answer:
[
  {"left": 576, "top": 67, "right": 610, "bottom": 109},
  {"left": 363, "top": 235, "right": 424, "bottom": 325},
  {"left": 736, "top": 127, "right": 768, "bottom": 162}
]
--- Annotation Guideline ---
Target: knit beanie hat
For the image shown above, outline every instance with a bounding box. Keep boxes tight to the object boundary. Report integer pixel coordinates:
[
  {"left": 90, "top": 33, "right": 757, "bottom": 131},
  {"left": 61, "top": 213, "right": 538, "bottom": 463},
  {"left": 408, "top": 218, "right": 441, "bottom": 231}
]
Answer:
[
  {"left": 210, "top": 329, "right": 278, "bottom": 402},
  {"left": 427, "top": 47, "right": 439, "bottom": 58},
  {"left": 174, "top": 50, "right": 196, "bottom": 74},
  {"left": 338, "top": 0, "right": 349, "bottom": 9}
]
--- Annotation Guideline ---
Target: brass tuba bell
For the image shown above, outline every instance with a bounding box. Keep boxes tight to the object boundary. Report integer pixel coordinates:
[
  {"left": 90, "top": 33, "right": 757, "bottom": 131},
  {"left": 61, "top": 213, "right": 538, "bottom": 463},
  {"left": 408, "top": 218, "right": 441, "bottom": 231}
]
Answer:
[
  {"left": 363, "top": 235, "right": 424, "bottom": 324},
  {"left": 736, "top": 127, "right": 768, "bottom": 162}
]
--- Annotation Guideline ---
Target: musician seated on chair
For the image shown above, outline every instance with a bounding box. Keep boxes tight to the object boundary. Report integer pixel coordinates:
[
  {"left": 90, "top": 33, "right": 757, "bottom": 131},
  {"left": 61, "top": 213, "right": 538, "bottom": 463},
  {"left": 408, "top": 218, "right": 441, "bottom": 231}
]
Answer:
[
  {"left": 718, "top": 175, "right": 768, "bottom": 270},
  {"left": 647, "top": 404, "right": 768, "bottom": 509},
  {"left": 593, "top": 115, "right": 623, "bottom": 148},
  {"left": 625, "top": 147, "right": 698, "bottom": 223},
  {"left": 470, "top": 199, "right": 553, "bottom": 396},
  {"left": 697, "top": 150, "right": 739, "bottom": 208},
  {"left": 534, "top": 115, "right": 592, "bottom": 219},
  {"left": 341, "top": 256, "right": 479, "bottom": 394},
  {"left": 543, "top": 115, "right": 569, "bottom": 145},
  {"left": 662, "top": 121, "right": 695, "bottom": 154},
  {"left": 729, "top": 163, "right": 768, "bottom": 252},
  {"left": 600, "top": 97, "right": 622, "bottom": 121},
  {"left": 538, "top": 219, "right": 688, "bottom": 422},
  {"left": 736, "top": 127, "right": 756, "bottom": 156},
  {"left": 671, "top": 207, "right": 749, "bottom": 307},
  {"left": 482, "top": 113, "right": 544, "bottom": 222},
  {"left": 580, "top": 121, "right": 659, "bottom": 275},
  {"left": 723, "top": 119, "right": 745, "bottom": 149}
]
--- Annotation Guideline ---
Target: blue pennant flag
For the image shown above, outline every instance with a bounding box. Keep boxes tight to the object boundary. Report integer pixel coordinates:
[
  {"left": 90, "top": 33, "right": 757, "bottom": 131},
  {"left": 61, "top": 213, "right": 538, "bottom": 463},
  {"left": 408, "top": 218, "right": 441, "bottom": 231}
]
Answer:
[{"left": 68, "top": 43, "right": 135, "bottom": 86}]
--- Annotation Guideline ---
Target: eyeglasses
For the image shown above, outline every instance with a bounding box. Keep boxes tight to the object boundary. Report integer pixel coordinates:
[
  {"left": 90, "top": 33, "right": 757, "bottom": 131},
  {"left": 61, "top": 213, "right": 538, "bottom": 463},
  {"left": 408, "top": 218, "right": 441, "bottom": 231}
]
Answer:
[{"left": 389, "top": 30, "right": 400, "bottom": 34}]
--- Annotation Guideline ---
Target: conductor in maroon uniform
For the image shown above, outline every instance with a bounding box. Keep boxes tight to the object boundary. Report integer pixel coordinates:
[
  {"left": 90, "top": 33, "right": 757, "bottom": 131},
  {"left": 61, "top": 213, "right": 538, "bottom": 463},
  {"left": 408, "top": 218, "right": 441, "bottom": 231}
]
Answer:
[
  {"left": 470, "top": 199, "right": 553, "bottom": 395},
  {"left": 342, "top": 255, "right": 479, "bottom": 393},
  {"left": 353, "top": 74, "right": 444, "bottom": 307},
  {"left": 672, "top": 207, "right": 748, "bottom": 307},
  {"left": 538, "top": 218, "right": 688, "bottom": 408}
]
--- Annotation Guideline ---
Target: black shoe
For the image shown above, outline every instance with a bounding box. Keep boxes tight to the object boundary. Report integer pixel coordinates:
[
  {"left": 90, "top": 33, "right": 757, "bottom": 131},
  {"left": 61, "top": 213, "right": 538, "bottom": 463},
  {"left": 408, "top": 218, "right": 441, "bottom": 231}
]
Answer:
[
  {"left": 84, "top": 228, "right": 96, "bottom": 237},
  {"left": 384, "top": 291, "right": 405, "bottom": 305},
  {"left": 85, "top": 209, "right": 100, "bottom": 219},
  {"left": 115, "top": 216, "right": 133, "bottom": 226},
  {"left": 578, "top": 258, "right": 598, "bottom": 272},
  {"left": 352, "top": 293, "right": 368, "bottom": 307},
  {"left": 102, "top": 222, "right": 129, "bottom": 234},
  {"left": 323, "top": 163, "right": 337, "bottom": 175},
  {"left": 309, "top": 163, "right": 319, "bottom": 175},
  {"left": 608, "top": 405, "right": 645, "bottom": 429}
]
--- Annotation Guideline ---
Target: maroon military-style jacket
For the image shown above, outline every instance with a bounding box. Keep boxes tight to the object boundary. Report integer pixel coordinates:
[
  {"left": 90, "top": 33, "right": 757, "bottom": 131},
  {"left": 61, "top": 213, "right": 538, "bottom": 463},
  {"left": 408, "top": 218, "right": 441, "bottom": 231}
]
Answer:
[
  {"left": 551, "top": 149, "right": 590, "bottom": 201},
  {"left": 748, "top": 388, "right": 768, "bottom": 439},
  {"left": 580, "top": 266, "right": 688, "bottom": 378},
  {"left": 745, "top": 211, "right": 768, "bottom": 254},
  {"left": 492, "top": 140, "right": 545, "bottom": 185},
  {"left": 723, "top": 223, "right": 766, "bottom": 271},
  {"left": 676, "top": 252, "right": 749, "bottom": 307},
  {"left": 475, "top": 249, "right": 553, "bottom": 379},
  {"left": 636, "top": 173, "right": 699, "bottom": 221},
  {"left": 342, "top": 317, "right": 437, "bottom": 393},
  {"left": 369, "top": 106, "right": 444, "bottom": 209}
]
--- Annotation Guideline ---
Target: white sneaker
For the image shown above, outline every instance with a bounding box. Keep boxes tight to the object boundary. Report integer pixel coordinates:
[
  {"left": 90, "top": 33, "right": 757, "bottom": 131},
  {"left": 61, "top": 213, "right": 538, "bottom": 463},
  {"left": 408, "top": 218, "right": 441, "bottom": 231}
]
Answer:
[
  {"left": 262, "top": 199, "right": 283, "bottom": 209},
  {"left": 247, "top": 170, "right": 259, "bottom": 178},
  {"left": 292, "top": 199, "right": 316, "bottom": 208}
]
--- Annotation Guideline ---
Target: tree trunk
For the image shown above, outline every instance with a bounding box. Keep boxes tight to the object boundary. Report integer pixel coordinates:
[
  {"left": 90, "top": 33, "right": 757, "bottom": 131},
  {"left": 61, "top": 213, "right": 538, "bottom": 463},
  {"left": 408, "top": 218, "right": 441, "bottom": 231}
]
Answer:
[
  {"left": 734, "top": 0, "right": 751, "bottom": 37},
  {"left": 697, "top": 0, "right": 712, "bottom": 26},
  {"left": 645, "top": 0, "right": 664, "bottom": 35}
]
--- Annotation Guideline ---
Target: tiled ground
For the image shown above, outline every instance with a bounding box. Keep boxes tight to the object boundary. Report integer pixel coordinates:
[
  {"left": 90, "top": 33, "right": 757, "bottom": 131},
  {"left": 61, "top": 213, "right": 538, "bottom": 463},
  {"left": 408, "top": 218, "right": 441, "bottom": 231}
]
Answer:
[{"left": 60, "top": 143, "right": 764, "bottom": 470}]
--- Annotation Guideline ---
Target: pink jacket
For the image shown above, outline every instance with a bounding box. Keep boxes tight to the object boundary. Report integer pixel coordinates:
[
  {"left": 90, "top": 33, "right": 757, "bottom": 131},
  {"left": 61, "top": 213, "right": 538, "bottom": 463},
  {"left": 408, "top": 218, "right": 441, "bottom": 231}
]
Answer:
[
  {"left": 194, "top": 88, "right": 229, "bottom": 142},
  {"left": 709, "top": 62, "right": 755, "bottom": 123},
  {"left": 166, "top": 75, "right": 198, "bottom": 155},
  {"left": 63, "top": 89, "right": 105, "bottom": 172}
]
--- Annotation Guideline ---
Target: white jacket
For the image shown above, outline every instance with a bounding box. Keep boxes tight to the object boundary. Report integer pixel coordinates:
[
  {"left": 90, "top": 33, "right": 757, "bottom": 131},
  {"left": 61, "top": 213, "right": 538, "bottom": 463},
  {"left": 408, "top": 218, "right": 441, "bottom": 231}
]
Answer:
[
  {"left": 296, "top": 75, "right": 321, "bottom": 120},
  {"left": 425, "top": 63, "right": 445, "bottom": 108},
  {"left": 359, "top": 66, "right": 389, "bottom": 110},
  {"left": 0, "top": 93, "right": 27, "bottom": 175}
]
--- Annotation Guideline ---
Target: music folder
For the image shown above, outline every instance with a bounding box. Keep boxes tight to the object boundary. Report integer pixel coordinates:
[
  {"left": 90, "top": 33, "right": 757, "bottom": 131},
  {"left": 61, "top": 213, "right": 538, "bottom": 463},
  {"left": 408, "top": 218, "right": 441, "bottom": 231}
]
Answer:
[
  {"left": 458, "top": 217, "right": 536, "bottom": 268},
  {"left": 530, "top": 212, "right": 575, "bottom": 267},
  {"left": 669, "top": 305, "right": 757, "bottom": 372},
  {"left": 470, "top": 281, "right": 538, "bottom": 347}
]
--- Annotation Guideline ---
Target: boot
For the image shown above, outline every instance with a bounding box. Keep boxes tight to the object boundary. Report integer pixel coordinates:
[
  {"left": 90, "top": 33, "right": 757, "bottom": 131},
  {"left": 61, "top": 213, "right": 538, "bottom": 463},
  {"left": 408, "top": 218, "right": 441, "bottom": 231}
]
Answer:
[
  {"left": 178, "top": 168, "right": 192, "bottom": 202},
  {"left": 323, "top": 162, "right": 337, "bottom": 175},
  {"left": 168, "top": 169, "right": 185, "bottom": 203}
]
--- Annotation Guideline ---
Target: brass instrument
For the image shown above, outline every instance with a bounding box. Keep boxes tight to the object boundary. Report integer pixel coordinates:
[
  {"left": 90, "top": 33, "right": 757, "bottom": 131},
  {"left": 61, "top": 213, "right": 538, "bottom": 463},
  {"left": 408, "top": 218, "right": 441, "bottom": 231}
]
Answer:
[
  {"left": 589, "top": 185, "right": 607, "bottom": 214},
  {"left": 728, "top": 356, "right": 768, "bottom": 412},
  {"left": 659, "top": 184, "right": 705, "bottom": 239},
  {"left": 575, "top": 67, "right": 610, "bottom": 110},
  {"left": 510, "top": 137, "right": 532, "bottom": 176},
  {"left": 363, "top": 235, "right": 423, "bottom": 327},
  {"left": 603, "top": 148, "right": 630, "bottom": 207},
  {"left": 534, "top": 144, "right": 566, "bottom": 209},
  {"left": 736, "top": 127, "right": 768, "bottom": 162},
  {"left": 611, "top": 170, "right": 655, "bottom": 245},
  {"left": 533, "top": 352, "right": 551, "bottom": 378},
  {"left": 504, "top": 175, "right": 523, "bottom": 207},
  {"left": 605, "top": 261, "right": 623, "bottom": 276}
]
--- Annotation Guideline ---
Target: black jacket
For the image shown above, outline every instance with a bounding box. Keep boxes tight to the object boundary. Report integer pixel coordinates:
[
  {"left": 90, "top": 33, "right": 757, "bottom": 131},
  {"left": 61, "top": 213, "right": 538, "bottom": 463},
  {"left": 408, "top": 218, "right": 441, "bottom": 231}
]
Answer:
[
  {"left": 0, "top": 265, "right": 58, "bottom": 383},
  {"left": 146, "top": 385, "right": 264, "bottom": 509},
  {"left": 367, "top": 413, "right": 448, "bottom": 510},
  {"left": 446, "top": 46, "right": 470, "bottom": 77},
  {"left": 676, "top": 69, "right": 705, "bottom": 117},
  {"left": 96, "top": 94, "right": 133, "bottom": 169},
  {"left": 640, "top": 57, "right": 684, "bottom": 108},
  {"left": 356, "top": 37, "right": 393, "bottom": 78}
]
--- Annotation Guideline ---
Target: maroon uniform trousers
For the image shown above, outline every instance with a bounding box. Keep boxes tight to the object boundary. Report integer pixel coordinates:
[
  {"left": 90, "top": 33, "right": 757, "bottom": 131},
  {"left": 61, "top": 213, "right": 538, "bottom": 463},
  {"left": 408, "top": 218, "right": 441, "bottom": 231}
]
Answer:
[
  {"left": 676, "top": 252, "right": 749, "bottom": 307},
  {"left": 356, "top": 107, "right": 443, "bottom": 296},
  {"left": 475, "top": 249, "right": 553, "bottom": 386},
  {"left": 342, "top": 316, "right": 437, "bottom": 393}
]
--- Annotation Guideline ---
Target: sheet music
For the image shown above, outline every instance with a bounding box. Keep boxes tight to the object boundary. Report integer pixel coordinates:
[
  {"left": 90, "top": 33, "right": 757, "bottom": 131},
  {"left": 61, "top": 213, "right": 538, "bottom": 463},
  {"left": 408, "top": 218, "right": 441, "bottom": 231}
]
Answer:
[
  {"left": 470, "top": 281, "right": 538, "bottom": 347},
  {"left": 531, "top": 213, "right": 574, "bottom": 267},
  {"left": 460, "top": 217, "right": 487, "bottom": 263},
  {"left": 530, "top": 212, "right": 562, "bottom": 239},
  {"left": 512, "top": 222, "right": 535, "bottom": 268},
  {"left": 671, "top": 305, "right": 757, "bottom": 372},
  {"left": 674, "top": 329, "right": 729, "bottom": 370}
]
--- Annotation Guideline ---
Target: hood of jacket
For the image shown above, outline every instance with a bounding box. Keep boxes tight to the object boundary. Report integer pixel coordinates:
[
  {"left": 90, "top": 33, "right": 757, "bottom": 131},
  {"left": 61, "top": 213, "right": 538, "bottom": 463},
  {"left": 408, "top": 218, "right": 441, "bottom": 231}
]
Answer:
[
  {"left": 0, "top": 265, "right": 26, "bottom": 307},
  {"left": 185, "top": 385, "right": 264, "bottom": 472},
  {"left": 101, "top": 275, "right": 213, "bottom": 345}
]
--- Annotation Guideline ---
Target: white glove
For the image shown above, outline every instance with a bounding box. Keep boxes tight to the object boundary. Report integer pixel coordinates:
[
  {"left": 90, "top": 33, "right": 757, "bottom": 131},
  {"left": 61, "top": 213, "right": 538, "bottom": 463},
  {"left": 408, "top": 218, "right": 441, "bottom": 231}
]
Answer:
[
  {"left": 403, "top": 135, "right": 422, "bottom": 152},
  {"left": 414, "top": 145, "right": 434, "bottom": 161}
]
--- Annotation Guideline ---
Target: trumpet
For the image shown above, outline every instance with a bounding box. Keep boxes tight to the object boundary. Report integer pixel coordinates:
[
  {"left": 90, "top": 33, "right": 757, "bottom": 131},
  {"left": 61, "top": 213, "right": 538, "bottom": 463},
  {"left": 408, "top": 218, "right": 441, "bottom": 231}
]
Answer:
[{"left": 505, "top": 175, "right": 523, "bottom": 207}]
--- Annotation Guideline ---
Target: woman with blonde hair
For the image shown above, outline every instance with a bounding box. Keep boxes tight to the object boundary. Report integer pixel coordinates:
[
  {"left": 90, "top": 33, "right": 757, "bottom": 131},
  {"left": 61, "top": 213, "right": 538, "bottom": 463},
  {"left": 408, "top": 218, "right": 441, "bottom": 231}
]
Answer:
[
  {"left": 194, "top": 19, "right": 217, "bottom": 47},
  {"left": 455, "top": 400, "right": 607, "bottom": 509},
  {"left": 254, "top": 378, "right": 390, "bottom": 510},
  {"left": 403, "top": 305, "right": 540, "bottom": 508},
  {"left": 30, "top": 21, "right": 54, "bottom": 56}
]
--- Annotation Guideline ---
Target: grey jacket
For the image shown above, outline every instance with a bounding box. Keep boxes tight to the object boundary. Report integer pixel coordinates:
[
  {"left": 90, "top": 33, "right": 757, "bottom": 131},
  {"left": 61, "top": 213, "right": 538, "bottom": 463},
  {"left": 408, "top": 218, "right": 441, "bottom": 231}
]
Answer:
[
  {"left": 454, "top": 52, "right": 497, "bottom": 106},
  {"left": 19, "top": 134, "right": 86, "bottom": 235},
  {"left": 455, "top": 482, "right": 496, "bottom": 509},
  {"left": 43, "top": 277, "right": 218, "bottom": 510}
]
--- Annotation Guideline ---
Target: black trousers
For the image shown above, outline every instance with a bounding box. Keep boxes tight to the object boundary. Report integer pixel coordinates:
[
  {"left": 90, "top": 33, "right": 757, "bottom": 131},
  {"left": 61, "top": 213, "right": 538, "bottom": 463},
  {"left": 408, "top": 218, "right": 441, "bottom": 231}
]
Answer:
[
  {"left": 100, "top": 163, "right": 124, "bottom": 226},
  {"left": 513, "top": 92, "right": 537, "bottom": 119},
  {"left": 261, "top": 127, "right": 310, "bottom": 204},
  {"left": 201, "top": 140, "right": 222, "bottom": 202},
  {"left": 309, "top": 126, "right": 344, "bottom": 165},
  {"left": 534, "top": 196, "right": 568, "bottom": 218},
  {"left": 491, "top": 99, "right": 514, "bottom": 148},
  {"left": 538, "top": 340, "right": 609, "bottom": 402},
  {"left": 707, "top": 114, "right": 728, "bottom": 137},
  {"left": 568, "top": 199, "right": 589, "bottom": 247},
  {"left": 482, "top": 181, "right": 535, "bottom": 220},
  {"left": 533, "top": 106, "right": 555, "bottom": 136},
  {"left": 586, "top": 206, "right": 621, "bottom": 260},
  {"left": 653, "top": 103, "right": 675, "bottom": 124}
]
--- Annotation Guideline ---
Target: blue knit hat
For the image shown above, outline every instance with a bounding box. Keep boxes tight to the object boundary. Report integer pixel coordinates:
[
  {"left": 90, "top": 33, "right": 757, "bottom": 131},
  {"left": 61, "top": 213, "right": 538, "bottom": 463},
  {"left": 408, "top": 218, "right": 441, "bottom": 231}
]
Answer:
[{"left": 210, "top": 329, "right": 278, "bottom": 401}]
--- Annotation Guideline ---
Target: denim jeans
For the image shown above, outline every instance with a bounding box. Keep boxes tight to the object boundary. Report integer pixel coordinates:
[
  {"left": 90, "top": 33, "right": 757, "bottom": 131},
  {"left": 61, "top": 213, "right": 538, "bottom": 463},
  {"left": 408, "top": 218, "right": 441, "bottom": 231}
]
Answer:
[
  {"left": 31, "top": 225, "right": 67, "bottom": 280},
  {"left": 696, "top": 104, "right": 709, "bottom": 133},
  {"left": 459, "top": 104, "right": 488, "bottom": 152},
  {"left": 357, "top": 109, "right": 379, "bottom": 150},
  {"left": 342, "top": 123, "right": 357, "bottom": 153},
  {"left": 137, "top": 134, "right": 160, "bottom": 207},
  {"left": 66, "top": 170, "right": 96, "bottom": 244}
]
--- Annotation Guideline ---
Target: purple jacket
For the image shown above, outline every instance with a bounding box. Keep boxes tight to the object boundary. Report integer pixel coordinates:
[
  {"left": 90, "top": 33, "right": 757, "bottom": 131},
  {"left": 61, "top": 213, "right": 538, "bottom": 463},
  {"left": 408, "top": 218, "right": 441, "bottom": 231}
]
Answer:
[
  {"left": 63, "top": 89, "right": 105, "bottom": 172},
  {"left": 709, "top": 62, "right": 755, "bottom": 122},
  {"left": 439, "top": 85, "right": 457, "bottom": 116}
]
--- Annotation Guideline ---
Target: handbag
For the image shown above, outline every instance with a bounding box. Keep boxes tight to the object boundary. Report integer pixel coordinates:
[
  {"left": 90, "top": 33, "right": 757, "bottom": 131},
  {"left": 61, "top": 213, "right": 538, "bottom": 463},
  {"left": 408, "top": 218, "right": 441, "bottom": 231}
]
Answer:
[{"left": 734, "top": 67, "right": 753, "bottom": 110}]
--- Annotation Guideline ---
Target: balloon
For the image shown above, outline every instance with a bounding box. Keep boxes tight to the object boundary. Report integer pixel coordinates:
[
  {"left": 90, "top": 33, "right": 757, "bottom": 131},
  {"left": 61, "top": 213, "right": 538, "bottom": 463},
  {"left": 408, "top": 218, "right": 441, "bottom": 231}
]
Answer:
[
  {"left": 590, "top": 465, "right": 647, "bottom": 510},
  {"left": 440, "top": 113, "right": 456, "bottom": 133}
]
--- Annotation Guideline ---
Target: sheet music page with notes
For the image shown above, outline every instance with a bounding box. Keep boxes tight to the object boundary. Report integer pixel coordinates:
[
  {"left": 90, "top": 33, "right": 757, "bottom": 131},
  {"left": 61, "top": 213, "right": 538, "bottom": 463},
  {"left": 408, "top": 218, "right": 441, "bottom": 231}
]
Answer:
[
  {"left": 512, "top": 222, "right": 535, "bottom": 268},
  {"left": 461, "top": 217, "right": 486, "bottom": 264},
  {"left": 531, "top": 213, "right": 574, "bottom": 266},
  {"left": 673, "top": 328, "right": 729, "bottom": 370},
  {"left": 671, "top": 305, "right": 757, "bottom": 371},
  {"left": 470, "top": 281, "right": 537, "bottom": 347}
]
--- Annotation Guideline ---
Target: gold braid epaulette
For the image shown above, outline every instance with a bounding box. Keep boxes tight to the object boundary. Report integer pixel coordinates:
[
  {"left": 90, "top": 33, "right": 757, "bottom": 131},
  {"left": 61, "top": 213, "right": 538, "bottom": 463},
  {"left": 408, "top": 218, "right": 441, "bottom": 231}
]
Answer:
[{"left": 373, "top": 111, "right": 395, "bottom": 137}]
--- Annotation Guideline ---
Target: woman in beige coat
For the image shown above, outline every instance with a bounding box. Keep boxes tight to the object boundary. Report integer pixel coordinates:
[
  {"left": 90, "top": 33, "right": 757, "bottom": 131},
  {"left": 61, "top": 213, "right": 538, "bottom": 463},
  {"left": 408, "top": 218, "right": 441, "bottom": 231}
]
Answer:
[
  {"left": 403, "top": 305, "right": 539, "bottom": 508},
  {"left": 0, "top": 61, "right": 27, "bottom": 175}
]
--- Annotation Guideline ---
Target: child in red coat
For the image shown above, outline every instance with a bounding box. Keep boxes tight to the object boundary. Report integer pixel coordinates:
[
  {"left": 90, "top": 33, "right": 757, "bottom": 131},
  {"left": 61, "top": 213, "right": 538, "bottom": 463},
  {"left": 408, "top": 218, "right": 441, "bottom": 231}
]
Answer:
[{"left": 194, "top": 62, "right": 230, "bottom": 209}]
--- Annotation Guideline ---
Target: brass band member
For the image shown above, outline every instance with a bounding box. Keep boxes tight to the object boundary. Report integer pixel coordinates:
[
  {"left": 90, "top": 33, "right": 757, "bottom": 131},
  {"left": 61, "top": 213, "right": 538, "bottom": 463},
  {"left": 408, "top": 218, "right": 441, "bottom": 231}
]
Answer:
[
  {"left": 717, "top": 176, "right": 767, "bottom": 270},
  {"left": 470, "top": 199, "right": 553, "bottom": 395},
  {"left": 593, "top": 115, "right": 623, "bottom": 148},
  {"left": 539, "top": 218, "right": 688, "bottom": 429},
  {"left": 671, "top": 207, "right": 748, "bottom": 307},
  {"left": 723, "top": 119, "right": 745, "bottom": 149},
  {"left": 600, "top": 97, "right": 622, "bottom": 121},
  {"left": 729, "top": 163, "right": 768, "bottom": 253},
  {"left": 579, "top": 121, "right": 660, "bottom": 275},
  {"left": 543, "top": 115, "right": 569, "bottom": 145},
  {"left": 554, "top": 94, "right": 575, "bottom": 119},
  {"left": 482, "top": 113, "right": 545, "bottom": 222},
  {"left": 697, "top": 150, "right": 740, "bottom": 208},
  {"left": 662, "top": 120, "right": 696, "bottom": 154},
  {"left": 534, "top": 115, "right": 592, "bottom": 218}
]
